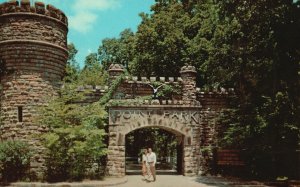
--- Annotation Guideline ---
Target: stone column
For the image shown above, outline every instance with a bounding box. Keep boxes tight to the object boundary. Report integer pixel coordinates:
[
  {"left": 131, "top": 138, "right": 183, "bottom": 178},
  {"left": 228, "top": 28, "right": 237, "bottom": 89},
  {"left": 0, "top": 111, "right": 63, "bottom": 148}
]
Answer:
[
  {"left": 108, "top": 64, "right": 125, "bottom": 84},
  {"left": 180, "top": 65, "right": 197, "bottom": 104},
  {"left": 183, "top": 138, "right": 200, "bottom": 176},
  {"left": 107, "top": 124, "right": 126, "bottom": 177},
  {"left": 107, "top": 145, "right": 126, "bottom": 177}
]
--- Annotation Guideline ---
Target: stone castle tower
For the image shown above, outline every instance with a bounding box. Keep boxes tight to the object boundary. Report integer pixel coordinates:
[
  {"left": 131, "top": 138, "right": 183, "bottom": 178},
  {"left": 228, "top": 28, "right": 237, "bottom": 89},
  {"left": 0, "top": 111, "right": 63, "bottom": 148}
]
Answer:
[{"left": 0, "top": 0, "right": 68, "bottom": 177}]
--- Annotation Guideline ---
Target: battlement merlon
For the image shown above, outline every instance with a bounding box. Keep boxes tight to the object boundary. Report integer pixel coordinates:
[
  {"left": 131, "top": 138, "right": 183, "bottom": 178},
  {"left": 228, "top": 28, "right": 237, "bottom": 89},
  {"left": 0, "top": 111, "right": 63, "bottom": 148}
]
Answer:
[
  {"left": 0, "top": 0, "right": 68, "bottom": 26},
  {"left": 108, "top": 64, "right": 186, "bottom": 84}
]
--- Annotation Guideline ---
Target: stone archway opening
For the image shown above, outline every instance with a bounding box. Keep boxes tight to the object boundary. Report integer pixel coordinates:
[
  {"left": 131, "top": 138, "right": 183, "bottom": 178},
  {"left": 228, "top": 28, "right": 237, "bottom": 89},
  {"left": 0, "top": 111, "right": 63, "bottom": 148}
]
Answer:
[
  {"left": 107, "top": 106, "right": 202, "bottom": 177},
  {"left": 125, "top": 127, "right": 184, "bottom": 175}
]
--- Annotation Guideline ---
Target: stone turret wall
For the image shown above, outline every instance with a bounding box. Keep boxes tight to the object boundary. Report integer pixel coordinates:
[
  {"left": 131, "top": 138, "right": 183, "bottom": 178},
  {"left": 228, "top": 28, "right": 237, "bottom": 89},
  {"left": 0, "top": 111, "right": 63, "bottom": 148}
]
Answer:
[
  {"left": 0, "top": 0, "right": 68, "bottom": 179},
  {"left": 180, "top": 65, "right": 197, "bottom": 102}
]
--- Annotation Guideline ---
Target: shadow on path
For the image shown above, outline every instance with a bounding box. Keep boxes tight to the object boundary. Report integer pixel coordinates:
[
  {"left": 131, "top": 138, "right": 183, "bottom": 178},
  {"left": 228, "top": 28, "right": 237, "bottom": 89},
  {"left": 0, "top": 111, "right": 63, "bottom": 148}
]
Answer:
[
  {"left": 126, "top": 169, "right": 178, "bottom": 175},
  {"left": 193, "top": 176, "right": 273, "bottom": 187}
]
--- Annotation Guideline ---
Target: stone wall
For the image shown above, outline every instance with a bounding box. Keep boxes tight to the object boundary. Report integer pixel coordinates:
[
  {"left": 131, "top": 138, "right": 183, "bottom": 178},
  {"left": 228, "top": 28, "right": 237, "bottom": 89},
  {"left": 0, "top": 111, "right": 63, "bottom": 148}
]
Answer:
[{"left": 0, "top": 0, "right": 68, "bottom": 179}]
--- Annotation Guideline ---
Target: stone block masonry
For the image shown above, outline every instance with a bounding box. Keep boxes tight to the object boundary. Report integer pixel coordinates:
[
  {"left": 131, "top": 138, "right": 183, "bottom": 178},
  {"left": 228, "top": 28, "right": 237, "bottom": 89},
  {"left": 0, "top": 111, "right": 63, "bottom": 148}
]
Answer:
[{"left": 0, "top": 0, "right": 68, "bottom": 180}]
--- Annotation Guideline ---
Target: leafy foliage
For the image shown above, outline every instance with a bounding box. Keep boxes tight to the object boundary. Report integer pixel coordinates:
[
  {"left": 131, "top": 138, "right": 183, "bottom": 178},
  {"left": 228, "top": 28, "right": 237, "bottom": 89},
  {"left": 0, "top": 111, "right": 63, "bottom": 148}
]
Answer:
[
  {"left": 0, "top": 140, "right": 32, "bottom": 182},
  {"left": 156, "top": 83, "right": 182, "bottom": 100},
  {"left": 38, "top": 83, "right": 107, "bottom": 181},
  {"left": 30, "top": 42, "right": 111, "bottom": 182},
  {"left": 98, "top": 29, "right": 136, "bottom": 71},
  {"left": 131, "top": 2, "right": 190, "bottom": 77},
  {"left": 64, "top": 43, "right": 80, "bottom": 83},
  {"left": 210, "top": 0, "right": 300, "bottom": 179},
  {"left": 99, "top": 73, "right": 126, "bottom": 105},
  {"left": 78, "top": 53, "right": 108, "bottom": 86}
]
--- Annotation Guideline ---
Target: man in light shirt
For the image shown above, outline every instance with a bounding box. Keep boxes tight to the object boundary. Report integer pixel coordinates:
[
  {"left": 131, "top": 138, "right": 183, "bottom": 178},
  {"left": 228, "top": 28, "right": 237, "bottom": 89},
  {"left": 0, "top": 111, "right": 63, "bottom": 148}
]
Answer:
[{"left": 147, "top": 147, "right": 156, "bottom": 181}]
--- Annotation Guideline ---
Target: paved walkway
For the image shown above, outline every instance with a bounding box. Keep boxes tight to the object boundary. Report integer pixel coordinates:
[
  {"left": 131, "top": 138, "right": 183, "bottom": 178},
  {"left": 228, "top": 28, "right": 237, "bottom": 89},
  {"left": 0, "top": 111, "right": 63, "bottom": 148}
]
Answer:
[
  {"left": 10, "top": 176, "right": 206, "bottom": 187},
  {"left": 118, "top": 175, "right": 277, "bottom": 187},
  {"left": 118, "top": 175, "right": 211, "bottom": 187},
  {"left": 9, "top": 175, "right": 298, "bottom": 187},
  {"left": 8, "top": 177, "right": 128, "bottom": 187}
]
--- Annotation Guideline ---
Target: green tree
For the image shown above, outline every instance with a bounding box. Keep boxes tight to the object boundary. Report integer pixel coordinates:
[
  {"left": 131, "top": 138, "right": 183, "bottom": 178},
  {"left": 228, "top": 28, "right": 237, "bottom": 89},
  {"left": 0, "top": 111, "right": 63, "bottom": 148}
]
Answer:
[
  {"left": 131, "top": 2, "right": 190, "bottom": 77},
  {"left": 64, "top": 43, "right": 80, "bottom": 83},
  {"left": 78, "top": 53, "right": 108, "bottom": 86},
  {"left": 38, "top": 83, "right": 107, "bottom": 181},
  {"left": 98, "top": 29, "right": 135, "bottom": 70},
  {"left": 210, "top": 0, "right": 300, "bottom": 179}
]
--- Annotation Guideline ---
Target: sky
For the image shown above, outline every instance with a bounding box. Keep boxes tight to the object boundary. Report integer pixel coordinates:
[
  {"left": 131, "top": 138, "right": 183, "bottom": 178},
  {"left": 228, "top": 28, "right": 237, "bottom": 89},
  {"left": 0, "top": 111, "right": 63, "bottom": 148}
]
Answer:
[{"left": 0, "top": 0, "right": 155, "bottom": 67}]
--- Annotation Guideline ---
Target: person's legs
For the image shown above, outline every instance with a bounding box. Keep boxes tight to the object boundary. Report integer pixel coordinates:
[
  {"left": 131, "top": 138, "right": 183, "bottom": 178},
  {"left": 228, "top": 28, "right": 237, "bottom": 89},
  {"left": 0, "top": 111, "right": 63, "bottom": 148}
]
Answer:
[
  {"left": 146, "top": 164, "right": 151, "bottom": 179},
  {"left": 150, "top": 164, "right": 156, "bottom": 181},
  {"left": 142, "top": 164, "right": 147, "bottom": 178}
]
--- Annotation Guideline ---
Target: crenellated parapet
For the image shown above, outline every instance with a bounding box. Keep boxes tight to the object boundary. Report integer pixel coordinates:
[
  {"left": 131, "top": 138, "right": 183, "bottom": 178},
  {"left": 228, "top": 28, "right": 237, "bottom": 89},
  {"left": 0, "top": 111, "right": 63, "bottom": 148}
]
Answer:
[
  {"left": 0, "top": 0, "right": 68, "bottom": 53},
  {"left": 0, "top": 0, "right": 68, "bottom": 25},
  {"left": 125, "top": 76, "right": 183, "bottom": 84},
  {"left": 196, "top": 87, "right": 235, "bottom": 109},
  {"left": 79, "top": 64, "right": 235, "bottom": 106},
  {"left": 76, "top": 85, "right": 109, "bottom": 103},
  {"left": 196, "top": 87, "right": 235, "bottom": 96},
  {"left": 108, "top": 99, "right": 201, "bottom": 107},
  {"left": 77, "top": 85, "right": 109, "bottom": 92}
]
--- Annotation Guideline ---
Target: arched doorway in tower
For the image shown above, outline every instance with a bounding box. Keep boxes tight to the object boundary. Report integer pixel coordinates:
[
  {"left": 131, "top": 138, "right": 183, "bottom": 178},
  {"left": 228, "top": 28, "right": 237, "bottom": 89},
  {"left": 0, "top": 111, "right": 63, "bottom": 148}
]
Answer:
[{"left": 125, "top": 127, "right": 184, "bottom": 175}]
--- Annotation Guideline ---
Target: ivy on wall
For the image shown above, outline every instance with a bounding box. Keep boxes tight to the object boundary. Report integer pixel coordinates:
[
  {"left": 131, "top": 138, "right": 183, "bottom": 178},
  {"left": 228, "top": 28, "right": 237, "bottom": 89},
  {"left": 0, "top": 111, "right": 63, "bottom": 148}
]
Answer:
[{"left": 99, "top": 73, "right": 126, "bottom": 106}]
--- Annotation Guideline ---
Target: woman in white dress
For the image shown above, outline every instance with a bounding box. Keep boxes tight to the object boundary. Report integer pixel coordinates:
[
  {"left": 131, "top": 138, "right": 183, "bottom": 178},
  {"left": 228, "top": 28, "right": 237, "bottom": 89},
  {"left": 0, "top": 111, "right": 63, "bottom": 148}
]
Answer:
[{"left": 141, "top": 148, "right": 149, "bottom": 179}]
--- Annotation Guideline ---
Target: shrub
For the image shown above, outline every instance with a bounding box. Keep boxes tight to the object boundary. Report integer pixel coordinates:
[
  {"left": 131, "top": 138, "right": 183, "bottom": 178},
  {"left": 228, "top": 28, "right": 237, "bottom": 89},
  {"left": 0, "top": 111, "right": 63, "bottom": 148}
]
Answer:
[
  {"left": 39, "top": 84, "right": 107, "bottom": 182},
  {"left": 0, "top": 140, "right": 32, "bottom": 182}
]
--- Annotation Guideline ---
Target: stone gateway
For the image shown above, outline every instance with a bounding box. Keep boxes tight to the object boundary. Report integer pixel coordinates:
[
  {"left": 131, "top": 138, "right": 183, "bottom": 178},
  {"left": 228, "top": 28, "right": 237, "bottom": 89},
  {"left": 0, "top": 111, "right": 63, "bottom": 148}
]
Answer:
[
  {"left": 108, "top": 106, "right": 202, "bottom": 176},
  {"left": 105, "top": 64, "right": 232, "bottom": 177}
]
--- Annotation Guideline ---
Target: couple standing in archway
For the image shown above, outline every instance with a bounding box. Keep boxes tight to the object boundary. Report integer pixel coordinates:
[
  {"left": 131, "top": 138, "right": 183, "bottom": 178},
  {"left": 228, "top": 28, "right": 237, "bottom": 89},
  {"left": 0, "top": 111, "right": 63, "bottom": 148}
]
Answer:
[{"left": 142, "top": 148, "right": 157, "bottom": 182}]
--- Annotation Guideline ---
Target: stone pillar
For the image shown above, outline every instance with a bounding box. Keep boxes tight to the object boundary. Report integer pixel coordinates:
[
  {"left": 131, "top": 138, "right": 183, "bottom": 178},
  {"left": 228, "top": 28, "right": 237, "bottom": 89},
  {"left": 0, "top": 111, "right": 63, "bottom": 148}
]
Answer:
[
  {"left": 184, "top": 145, "right": 196, "bottom": 176},
  {"left": 108, "top": 64, "right": 125, "bottom": 84},
  {"left": 180, "top": 65, "right": 197, "bottom": 103},
  {"left": 183, "top": 139, "right": 200, "bottom": 176},
  {"left": 107, "top": 145, "right": 126, "bottom": 177},
  {"left": 0, "top": 1, "right": 68, "bottom": 179},
  {"left": 107, "top": 125, "right": 126, "bottom": 176}
]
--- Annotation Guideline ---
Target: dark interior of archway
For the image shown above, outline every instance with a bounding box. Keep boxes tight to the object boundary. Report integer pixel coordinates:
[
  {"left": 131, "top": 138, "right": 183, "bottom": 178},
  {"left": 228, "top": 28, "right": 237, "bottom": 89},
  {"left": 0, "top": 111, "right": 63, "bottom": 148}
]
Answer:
[{"left": 125, "top": 127, "right": 183, "bottom": 175}]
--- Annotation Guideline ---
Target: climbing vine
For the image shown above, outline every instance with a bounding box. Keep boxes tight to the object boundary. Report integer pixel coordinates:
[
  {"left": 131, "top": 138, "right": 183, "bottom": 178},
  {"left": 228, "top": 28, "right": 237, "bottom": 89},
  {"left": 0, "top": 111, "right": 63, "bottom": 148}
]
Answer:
[
  {"left": 157, "top": 84, "right": 181, "bottom": 99},
  {"left": 108, "top": 95, "right": 153, "bottom": 107},
  {"left": 98, "top": 73, "right": 126, "bottom": 105}
]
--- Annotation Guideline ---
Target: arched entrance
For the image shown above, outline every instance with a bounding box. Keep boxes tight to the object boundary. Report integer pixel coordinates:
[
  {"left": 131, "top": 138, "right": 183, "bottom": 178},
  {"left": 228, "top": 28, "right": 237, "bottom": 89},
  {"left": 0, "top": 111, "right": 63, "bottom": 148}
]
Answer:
[
  {"left": 125, "top": 127, "right": 184, "bottom": 175},
  {"left": 107, "top": 105, "right": 202, "bottom": 177}
]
